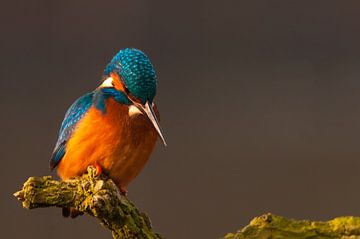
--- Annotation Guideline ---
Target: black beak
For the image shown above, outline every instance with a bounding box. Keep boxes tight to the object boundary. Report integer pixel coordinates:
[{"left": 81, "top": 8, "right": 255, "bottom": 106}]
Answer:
[{"left": 136, "top": 101, "right": 167, "bottom": 146}]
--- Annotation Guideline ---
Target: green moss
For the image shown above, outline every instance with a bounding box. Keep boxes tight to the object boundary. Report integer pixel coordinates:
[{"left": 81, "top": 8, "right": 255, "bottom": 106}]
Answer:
[
  {"left": 14, "top": 167, "right": 162, "bottom": 239},
  {"left": 17, "top": 168, "right": 360, "bottom": 239},
  {"left": 225, "top": 213, "right": 360, "bottom": 239}
]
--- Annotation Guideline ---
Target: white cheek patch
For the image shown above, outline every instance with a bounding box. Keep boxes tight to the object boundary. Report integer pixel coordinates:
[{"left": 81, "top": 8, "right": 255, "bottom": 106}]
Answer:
[
  {"left": 128, "top": 105, "right": 143, "bottom": 117},
  {"left": 100, "top": 77, "right": 114, "bottom": 88}
]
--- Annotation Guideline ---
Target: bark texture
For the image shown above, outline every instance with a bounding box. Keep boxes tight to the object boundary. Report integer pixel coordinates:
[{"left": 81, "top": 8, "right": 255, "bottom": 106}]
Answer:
[
  {"left": 14, "top": 167, "right": 162, "bottom": 239},
  {"left": 14, "top": 167, "right": 360, "bottom": 239},
  {"left": 224, "top": 213, "right": 360, "bottom": 239}
]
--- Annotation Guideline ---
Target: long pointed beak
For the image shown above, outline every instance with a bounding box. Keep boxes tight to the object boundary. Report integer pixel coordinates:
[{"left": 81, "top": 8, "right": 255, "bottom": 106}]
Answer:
[{"left": 137, "top": 101, "right": 167, "bottom": 146}]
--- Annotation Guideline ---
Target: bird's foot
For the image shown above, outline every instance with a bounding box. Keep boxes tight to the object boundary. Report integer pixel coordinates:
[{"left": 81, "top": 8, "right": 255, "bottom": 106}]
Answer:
[
  {"left": 93, "top": 163, "right": 102, "bottom": 176},
  {"left": 62, "top": 207, "right": 84, "bottom": 218},
  {"left": 119, "top": 186, "right": 128, "bottom": 196}
]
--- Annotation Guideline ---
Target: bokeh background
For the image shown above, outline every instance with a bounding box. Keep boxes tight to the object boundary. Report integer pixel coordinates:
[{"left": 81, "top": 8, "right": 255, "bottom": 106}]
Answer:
[{"left": 2, "top": 1, "right": 360, "bottom": 238}]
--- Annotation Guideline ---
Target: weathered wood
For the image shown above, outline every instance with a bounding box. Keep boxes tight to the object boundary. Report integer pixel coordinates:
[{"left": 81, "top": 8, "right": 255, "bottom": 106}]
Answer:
[
  {"left": 14, "top": 166, "right": 162, "bottom": 239},
  {"left": 224, "top": 213, "right": 360, "bottom": 239},
  {"left": 14, "top": 167, "right": 360, "bottom": 239}
]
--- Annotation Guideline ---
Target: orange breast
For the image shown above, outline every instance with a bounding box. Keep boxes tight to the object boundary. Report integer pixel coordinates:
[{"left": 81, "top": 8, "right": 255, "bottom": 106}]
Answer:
[{"left": 57, "top": 98, "right": 158, "bottom": 189}]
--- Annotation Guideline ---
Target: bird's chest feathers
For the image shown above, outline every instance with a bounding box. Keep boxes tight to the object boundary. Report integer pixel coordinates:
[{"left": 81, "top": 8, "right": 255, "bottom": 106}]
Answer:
[
  {"left": 93, "top": 98, "right": 155, "bottom": 150},
  {"left": 87, "top": 98, "right": 156, "bottom": 170},
  {"left": 60, "top": 98, "right": 158, "bottom": 185}
]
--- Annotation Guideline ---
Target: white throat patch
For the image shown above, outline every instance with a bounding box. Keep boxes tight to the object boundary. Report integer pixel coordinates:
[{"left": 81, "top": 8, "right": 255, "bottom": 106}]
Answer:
[
  {"left": 128, "top": 105, "right": 142, "bottom": 117},
  {"left": 100, "top": 77, "right": 114, "bottom": 88}
]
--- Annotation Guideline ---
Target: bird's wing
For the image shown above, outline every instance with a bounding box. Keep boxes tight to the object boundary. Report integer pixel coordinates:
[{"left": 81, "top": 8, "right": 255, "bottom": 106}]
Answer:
[{"left": 50, "top": 92, "right": 94, "bottom": 170}]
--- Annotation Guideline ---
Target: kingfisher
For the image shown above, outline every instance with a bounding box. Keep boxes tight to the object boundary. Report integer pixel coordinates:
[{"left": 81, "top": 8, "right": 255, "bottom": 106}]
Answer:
[{"left": 50, "top": 48, "right": 166, "bottom": 200}]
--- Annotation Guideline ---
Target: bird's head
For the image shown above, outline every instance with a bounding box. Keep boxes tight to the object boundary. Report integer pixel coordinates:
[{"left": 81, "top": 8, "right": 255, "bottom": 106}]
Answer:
[{"left": 100, "top": 48, "right": 166, "bottom": 146}]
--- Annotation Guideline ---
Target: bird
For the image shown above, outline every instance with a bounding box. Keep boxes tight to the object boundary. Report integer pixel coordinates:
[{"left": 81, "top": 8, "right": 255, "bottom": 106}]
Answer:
[{"left": 49, "top": 48, "right": 166, "bottom": 205}]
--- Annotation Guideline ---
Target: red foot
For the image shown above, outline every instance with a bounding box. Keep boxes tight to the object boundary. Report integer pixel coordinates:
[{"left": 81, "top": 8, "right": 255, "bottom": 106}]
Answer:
[
  {"left": 120, "top": 186, "right": 128, "bottom": 196},
  {"left": 93, "top": 163, "right": 102, "bottom": 176}
]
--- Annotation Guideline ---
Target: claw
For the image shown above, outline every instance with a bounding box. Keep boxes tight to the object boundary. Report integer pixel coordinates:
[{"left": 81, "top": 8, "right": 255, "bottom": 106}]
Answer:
[
  {"left": 94, "top": 163, "right": 102, "bottom": 176},
  {"left": 120, "top": 186, "right": 127, "bottom": 196}
]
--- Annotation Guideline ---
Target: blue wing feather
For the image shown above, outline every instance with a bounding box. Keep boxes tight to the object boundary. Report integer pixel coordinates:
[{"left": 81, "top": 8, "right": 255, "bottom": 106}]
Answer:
[
  {"left": 49, "top": 88, "right": 130, "bottom": 170},
  {"left": 50, "top": 92, "right": 94, "bottom": 170}
]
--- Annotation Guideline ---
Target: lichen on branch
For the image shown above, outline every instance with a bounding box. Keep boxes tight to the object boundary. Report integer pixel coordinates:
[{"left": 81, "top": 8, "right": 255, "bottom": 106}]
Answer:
[
  {"left": 14, "top": 167, "right": 360, "bottom": 239},
  {"left": 224, "top": 213, "right": 360, "bottom": 239},
  {"left": 14, "top": 166, "right": 163, "bottom": 239}
]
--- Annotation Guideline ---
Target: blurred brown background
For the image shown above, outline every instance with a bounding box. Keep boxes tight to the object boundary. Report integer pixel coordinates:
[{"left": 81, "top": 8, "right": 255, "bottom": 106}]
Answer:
[{"left": 2, "top": 1, "right": 360, "bottom": 238}]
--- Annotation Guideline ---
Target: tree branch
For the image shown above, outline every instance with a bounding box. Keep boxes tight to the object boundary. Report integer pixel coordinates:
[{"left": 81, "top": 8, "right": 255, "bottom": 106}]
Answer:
[
  {"left": 14, "top": 166, "right": 163, "bottom": 239},
  {"left": 14, "top": 167, "right": 360, "bottom": 239},
  {"left": 224, "top": 213, "right": 360, "bottom": 239}
]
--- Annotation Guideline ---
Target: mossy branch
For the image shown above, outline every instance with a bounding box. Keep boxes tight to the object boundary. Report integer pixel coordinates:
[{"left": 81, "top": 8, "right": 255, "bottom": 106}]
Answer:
[
  {"left": 224, "top": 213, "right": 360, "bottom": 239},
  {"left": 13, "top": 167, "right": 163, "bottom": 239},
  {"left": 14, "top": 168, "right": 360, "bottom": 239}
]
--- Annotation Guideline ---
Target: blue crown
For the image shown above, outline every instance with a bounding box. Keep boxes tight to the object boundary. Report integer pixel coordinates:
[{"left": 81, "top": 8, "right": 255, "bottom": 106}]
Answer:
[{"left": 104, "top": 48, "right": 157, "bottom": 104}]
